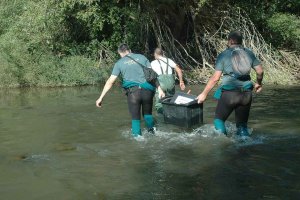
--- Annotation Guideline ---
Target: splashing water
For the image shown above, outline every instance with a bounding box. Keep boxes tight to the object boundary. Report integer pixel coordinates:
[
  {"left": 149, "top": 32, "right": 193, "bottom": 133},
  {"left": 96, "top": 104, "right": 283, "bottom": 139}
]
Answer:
[{"left": 122, "top": 121, "right": 265, "bottom": 149}]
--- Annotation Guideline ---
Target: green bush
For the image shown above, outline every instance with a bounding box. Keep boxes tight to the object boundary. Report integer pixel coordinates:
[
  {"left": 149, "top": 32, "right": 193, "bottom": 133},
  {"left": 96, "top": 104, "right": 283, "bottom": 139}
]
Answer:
[
  {"left": 59, "top": 56, "right": 108, "bottom": 86},
  {"left": 267, "top": 13, "right": 300, "bottom": 50},
  {"left": 0, "top": 0, "right": 27, "bottom": 35},
  {"left": 0, "top": 0, "right": 113, "bottom": 87},
  {"left": 0, "top": 53, "right": 20, "bottom": 87}
]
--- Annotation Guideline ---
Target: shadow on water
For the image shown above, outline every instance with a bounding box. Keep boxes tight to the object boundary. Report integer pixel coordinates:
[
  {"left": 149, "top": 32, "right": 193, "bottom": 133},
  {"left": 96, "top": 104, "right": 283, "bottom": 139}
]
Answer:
[{"left": 0, "top": 85, "right": 300, "bottom": 199}]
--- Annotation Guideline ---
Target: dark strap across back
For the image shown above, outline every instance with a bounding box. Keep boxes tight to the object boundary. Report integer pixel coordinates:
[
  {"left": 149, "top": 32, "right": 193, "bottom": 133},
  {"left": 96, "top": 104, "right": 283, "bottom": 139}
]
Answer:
[
  {"left": 125, "top": 55, "right": 146, "bottom": 68},
  {"left": 157, "top": 58, "right": 173, "bottom": 75}
]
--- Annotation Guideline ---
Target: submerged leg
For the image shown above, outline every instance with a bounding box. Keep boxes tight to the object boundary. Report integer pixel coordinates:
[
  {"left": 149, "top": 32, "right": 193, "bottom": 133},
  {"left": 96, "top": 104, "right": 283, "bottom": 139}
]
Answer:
[
  {"left": 127, "top": 89, "right": 142, "bottom": 137},
  {"left": 235, "top": 91, "right": 252, "bottom": 136},
  {"left": 214, "top": 118, "right": 227, "bottom": 135},
  {"left": 131, "top": 120, "right": 141, "bottom": 137},
  {"left": 236, "top": 122, "right": 249, "bottom": 136},
  {"left": 144, "top": 114, "right": 155, "bottom": 134},
  {"left": 214, "top": 91, "right": 236, "bottom": 135},
  {"left": 141, "top": 89, "right": 155, "bottom": 133}
]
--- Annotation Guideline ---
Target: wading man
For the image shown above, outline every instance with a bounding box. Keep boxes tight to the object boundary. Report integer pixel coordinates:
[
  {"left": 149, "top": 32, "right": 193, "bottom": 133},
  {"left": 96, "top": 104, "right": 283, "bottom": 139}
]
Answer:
[
  {"left": 151, "top": 48, "right": 185, "bottom": 113},
  {"left": 96, "top": 44, "right": 165, "bottom": 137},
  {"left": 197, "top": 30, "right": 264, "bottom": 136}
]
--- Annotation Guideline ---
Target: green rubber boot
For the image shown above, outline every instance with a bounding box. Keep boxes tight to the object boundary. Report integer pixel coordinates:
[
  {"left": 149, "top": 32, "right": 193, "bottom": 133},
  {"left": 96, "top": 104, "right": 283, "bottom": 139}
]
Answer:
[
  {"left": 144, "top": 115, "right": 155, "bottom": 134},
  {"left": 214, "top": 118, "right": 227, "bottom": 135},
  {"left": 131, "top": 120, "right": 141, "bottom": 137}
]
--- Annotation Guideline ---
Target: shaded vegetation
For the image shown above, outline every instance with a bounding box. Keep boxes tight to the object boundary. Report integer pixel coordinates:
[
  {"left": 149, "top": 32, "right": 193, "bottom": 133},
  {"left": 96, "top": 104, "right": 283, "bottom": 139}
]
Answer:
[
  {"left": 232, "top": 0, "right": 300, "bottom": 51},
  {"left": 0, "top": 0, "right": 299, "bottom": 87}
]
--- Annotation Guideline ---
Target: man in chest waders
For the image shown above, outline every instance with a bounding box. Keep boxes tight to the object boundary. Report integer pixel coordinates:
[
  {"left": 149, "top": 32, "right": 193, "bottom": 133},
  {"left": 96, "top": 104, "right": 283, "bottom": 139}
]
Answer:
[
  {"left": 96, "top": 44, "right": 165, "bottom": 137},
  {"left": 197, "top": 30, "right": 264, "bottom": 136},
  {"left": 151, "top": 48, "right": 186, "bottom": 113}
]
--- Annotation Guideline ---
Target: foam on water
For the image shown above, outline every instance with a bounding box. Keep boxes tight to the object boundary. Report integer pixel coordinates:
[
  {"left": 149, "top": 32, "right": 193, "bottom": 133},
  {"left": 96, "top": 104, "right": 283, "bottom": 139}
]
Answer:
[
  {"left": 122, "top": 121, "right": 268, "bottom": 148},
  {"left": 232, "top": 135, "right": 266, "bottom": 147},
  {"left": 22, "top": 154, "right": 51, "bottom": 162}
]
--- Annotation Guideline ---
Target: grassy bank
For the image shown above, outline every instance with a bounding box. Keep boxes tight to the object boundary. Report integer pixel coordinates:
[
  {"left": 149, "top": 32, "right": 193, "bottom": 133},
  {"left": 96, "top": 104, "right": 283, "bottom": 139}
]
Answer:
[{"left": 0, "top": 50, "right": 111, "bottom": 88}]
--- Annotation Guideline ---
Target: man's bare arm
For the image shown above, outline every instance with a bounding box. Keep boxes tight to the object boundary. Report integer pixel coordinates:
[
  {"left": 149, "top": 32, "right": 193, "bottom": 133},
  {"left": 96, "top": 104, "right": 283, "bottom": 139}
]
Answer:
[
  {"left": 96, "top": 75, "right": 118, "bottom": 107},
  {"left": 197, "top": 71, "right": 222, "bottom": 103},
  {"left": 175, "top": 65, "right": 185, "bottom": 90},
  {"left": 253, "top": 64, "right": 264, "bottom": 93}
]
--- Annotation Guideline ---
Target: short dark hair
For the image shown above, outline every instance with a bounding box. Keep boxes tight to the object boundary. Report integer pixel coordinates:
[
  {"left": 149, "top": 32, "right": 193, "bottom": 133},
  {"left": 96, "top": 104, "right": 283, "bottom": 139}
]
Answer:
[
  {"left": 118, "top": 44, "right": 130, "bottom": 53},
  {"left": 228, "top": 30, "right": 243, "bottom": 45},
  {"left": 154, "top": 47, "right": 164, "bottom": 56}
]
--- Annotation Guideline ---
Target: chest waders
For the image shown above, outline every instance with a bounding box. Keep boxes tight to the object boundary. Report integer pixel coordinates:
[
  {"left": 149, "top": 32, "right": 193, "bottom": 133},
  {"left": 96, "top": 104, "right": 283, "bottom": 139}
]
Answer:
[
  {"left": 154, "top": 59, "right": 175, "bottom": 113},
  {"left": 120, "top": 55, "right": 156, "bottom": 137},
  {"left": 214, "top": 90, "right": 252, "bottom": 137},
  {"left": 157, "top": 59, "right": 175, "bottom": 93},
  {"left": 214, "top": 48, "right": 253, "bottom": 137},
  {"left": 127, "top": 88, "right": 155, "bottom": 137}
]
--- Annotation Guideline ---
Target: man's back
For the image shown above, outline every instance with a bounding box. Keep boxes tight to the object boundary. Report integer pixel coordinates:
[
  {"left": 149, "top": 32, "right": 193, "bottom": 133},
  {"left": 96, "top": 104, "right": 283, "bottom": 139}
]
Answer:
[
  {"left": 151, "top": 57, "right": 176, "bottom": 75},
  {"left": 112, "top": 53, "right": 150, "bottom": 84},
  {"left": 215, "top": 46, "right": 261, "bottom": 88}
]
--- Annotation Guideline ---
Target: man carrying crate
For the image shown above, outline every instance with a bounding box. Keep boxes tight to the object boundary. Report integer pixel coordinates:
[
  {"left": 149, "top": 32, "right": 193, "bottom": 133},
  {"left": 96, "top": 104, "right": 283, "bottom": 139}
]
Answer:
[
  {"left": 96, "top": 44, "right": 165, "bottom": 137},
  {"left": 197, "top": 30, "right": 264, "bottom": 136},
  {"left": 151, "top": 48, "right": 186, "bottom": 113}
]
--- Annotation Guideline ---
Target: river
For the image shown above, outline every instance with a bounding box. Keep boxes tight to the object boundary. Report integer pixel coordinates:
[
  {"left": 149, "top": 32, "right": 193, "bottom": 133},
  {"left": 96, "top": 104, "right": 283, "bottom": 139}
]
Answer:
[{"left": 0, "top": 85, "right": 299, "bottom": 199}]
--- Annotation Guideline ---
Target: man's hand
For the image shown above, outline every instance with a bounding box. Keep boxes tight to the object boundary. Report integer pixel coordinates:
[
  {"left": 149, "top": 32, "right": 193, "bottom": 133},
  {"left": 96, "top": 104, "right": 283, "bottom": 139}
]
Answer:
[
  {"left": 197, "top": 93, "right": 207, "bottom": 104},
  {"left": 95, "top": 75, "right": 117, "bottom": 108},
  {"left": 196, "top": 71, "right": 221, "bottom": 104},
  {"left": 254, "top": 83, "right": 262, "bottom": 93},
  {"left": 96, "top": 97, "right": 103, "bottom": 108},
  {"left": 158, "top": 86, "right": 165, "bottom": 99},
  {"left": 179, "top": 81, "right": 185, "bottom": 91},
  {"left": 254, "top": 64, "right": 263, "bottom": 93}
]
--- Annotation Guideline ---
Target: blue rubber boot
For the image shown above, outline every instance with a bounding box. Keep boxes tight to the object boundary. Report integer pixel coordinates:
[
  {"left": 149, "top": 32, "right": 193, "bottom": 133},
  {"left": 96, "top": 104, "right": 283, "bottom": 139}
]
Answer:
[
  {"left": 131, "top": 120, "right": 141, "bottom": 137},
  {"left": 214, "top": 119, "right": 227, "bottom": 135},
  {"left": 236, "top": 123, "right": 249, "bottom": 136},
  {"left": 144, "top": 115, "right": 155, "bottom": 134}
]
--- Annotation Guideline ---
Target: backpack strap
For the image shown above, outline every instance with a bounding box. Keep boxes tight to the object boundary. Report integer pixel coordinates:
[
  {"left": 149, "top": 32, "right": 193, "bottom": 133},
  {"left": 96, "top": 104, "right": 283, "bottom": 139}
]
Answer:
[
  {"left": 157, "top": 59, "right": 164, "bottom": 75},
  {"left": 125, "top": 55, "right": 146, "bottom": 68},
  {"left": 166, "top": 58, "right": 169, "bottom": 74},
  {"left": 158, "top": 58, "right": 173, "bottom": 74}
]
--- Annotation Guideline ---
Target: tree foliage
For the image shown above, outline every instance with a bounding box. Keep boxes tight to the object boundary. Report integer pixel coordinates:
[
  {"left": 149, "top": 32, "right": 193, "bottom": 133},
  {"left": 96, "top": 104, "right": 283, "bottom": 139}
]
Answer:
[
  {"left": 267, "top": 13, "right": 300, "bottom": 50},
  {"left": 0, "top": 0, "right": 299, "bottom": 87},
  {"left": 231, "top": 0, "right": 300, "bottom": 50}
]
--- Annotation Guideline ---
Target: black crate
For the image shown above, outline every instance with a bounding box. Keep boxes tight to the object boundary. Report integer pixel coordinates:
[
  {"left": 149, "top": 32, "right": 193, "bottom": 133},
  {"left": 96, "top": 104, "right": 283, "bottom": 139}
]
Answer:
[{"left": 161, "top": 97, "right": 203, "bottom": 128}]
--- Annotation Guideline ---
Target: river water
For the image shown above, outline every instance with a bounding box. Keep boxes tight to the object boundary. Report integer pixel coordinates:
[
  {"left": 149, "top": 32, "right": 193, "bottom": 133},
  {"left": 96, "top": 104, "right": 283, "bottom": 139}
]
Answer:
[{"left": 0, "top": 85, "right": 299, "bottom": 200}]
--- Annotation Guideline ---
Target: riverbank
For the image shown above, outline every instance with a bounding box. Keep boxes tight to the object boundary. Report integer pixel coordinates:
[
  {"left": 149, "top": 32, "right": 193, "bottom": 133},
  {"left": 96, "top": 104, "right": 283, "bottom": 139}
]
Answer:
[
  {"left": 0, "top": 54, "right": 112, "bottom": 88},
  {"left": 1, "top": 63, "right": 299, "bottom": 88},
  {"left": 185, "top": 66, "right": 300, "bottom": 86}
]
